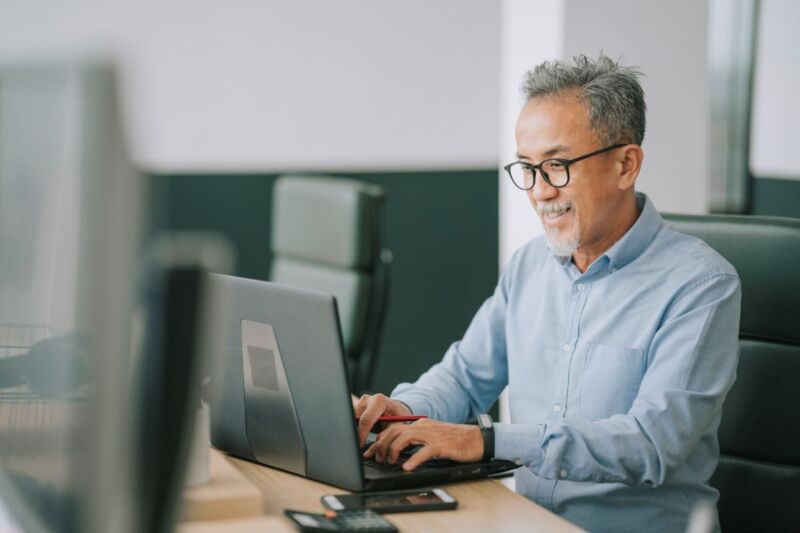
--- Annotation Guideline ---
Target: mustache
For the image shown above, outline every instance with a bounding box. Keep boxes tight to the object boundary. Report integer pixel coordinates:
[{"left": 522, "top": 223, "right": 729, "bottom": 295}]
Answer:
[{"left": 536, "top": 201, "right": 574, "bottom": 215}]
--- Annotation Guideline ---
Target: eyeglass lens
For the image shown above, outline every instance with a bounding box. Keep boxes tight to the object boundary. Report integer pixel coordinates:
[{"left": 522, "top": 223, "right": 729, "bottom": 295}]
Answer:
[{"left": 509, "top": 159, "right": 569, "bottom": 189}]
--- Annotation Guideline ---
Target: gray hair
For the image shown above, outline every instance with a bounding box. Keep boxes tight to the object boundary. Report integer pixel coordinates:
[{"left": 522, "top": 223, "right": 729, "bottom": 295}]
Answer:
[{"left": 522, "top": 53, "right": 646, "bottom": 146}]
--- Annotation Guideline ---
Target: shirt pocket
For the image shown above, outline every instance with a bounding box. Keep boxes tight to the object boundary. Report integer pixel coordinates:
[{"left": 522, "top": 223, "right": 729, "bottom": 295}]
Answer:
[{"left": 579, "top": 343, "right": 646, "bottom": 420}]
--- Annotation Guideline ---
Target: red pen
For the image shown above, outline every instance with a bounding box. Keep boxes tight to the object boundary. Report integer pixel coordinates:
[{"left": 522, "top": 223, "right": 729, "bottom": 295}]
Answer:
[{"left": 355, "top": 415, "right": 427, "bottom": 422}]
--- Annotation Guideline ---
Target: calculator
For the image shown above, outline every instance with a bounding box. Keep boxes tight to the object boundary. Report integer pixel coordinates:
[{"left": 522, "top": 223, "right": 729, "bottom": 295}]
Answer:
[{"left": 284, "top": 508, "right": 399, "bottom": 533}]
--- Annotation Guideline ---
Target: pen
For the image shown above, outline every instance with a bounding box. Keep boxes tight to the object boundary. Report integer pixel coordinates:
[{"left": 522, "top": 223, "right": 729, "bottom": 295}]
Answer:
[{"left": 355, "top": 415, "right": 428, "bottom": 422}]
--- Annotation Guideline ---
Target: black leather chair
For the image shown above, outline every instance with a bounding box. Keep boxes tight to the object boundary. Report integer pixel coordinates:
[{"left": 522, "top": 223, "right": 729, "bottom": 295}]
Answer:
[
  {"left": 270, "top": 175, "right": 391, "bottom": 394},
  {"left": 663, "top": 213, "right": 800, "bottom": 533}
]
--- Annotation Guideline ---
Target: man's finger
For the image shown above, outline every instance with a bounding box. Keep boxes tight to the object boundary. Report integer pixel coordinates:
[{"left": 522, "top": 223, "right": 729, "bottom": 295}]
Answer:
[
  {"left": 371, "top": 424, "right": 404, "bottom": 462},
  {"left": 357, "top": 399, "right": 387, "bottom": 445},
  {"left": 355, "top": 394, "right": 375, "bottom": 418},
  {"left": 371, "top": 428, "right": 395, "bottom": 462},
  {"left": 362, "top": 440, "right": 379, "bottom": 459},
  {"left": 362, "top": 429, "right": 395, "bottom": 459},
  {"left": 387, "top": 432, "right": 421, "bottom": 464},
  {"left": 359, "top": 394, "right": 395, "bottom": 442},
  {"left": 402, "top": 444, "right": 437, "bottom": 471},
  {"left": 375, "top": 427, "right": 398, "bottom": 461}
]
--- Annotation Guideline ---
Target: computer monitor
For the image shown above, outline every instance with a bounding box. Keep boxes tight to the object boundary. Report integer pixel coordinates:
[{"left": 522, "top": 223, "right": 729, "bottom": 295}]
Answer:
[{"left": 0, "top": 58, "right": 222, "bottom": 533}]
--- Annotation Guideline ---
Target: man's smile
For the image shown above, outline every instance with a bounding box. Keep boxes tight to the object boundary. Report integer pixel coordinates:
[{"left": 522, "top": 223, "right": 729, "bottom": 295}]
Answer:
[{"left": 537, "top": 201, "right": 574, "bottom": 224}]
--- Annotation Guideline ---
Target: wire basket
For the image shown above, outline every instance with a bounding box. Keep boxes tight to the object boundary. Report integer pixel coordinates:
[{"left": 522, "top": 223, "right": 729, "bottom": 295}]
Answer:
[{"left": 0, "top": 324, "right": 80, "bottom": 458}]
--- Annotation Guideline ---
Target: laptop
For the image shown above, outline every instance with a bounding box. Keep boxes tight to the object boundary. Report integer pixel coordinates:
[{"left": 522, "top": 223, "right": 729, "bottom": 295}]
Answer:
[{"left": 206, "top": 274, "right": 519, "bottom": 491}]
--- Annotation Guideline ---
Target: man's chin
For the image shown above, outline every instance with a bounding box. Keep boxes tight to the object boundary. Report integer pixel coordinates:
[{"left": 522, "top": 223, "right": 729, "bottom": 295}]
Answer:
[{"left": 544, "top": 229, "right": 579, "bottom": 257}]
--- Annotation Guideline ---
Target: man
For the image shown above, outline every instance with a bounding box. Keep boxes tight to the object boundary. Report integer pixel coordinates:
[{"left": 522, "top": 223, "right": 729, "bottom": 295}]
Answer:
[{"left": 356, "top": 54, "right": 740, "bottom": 532}]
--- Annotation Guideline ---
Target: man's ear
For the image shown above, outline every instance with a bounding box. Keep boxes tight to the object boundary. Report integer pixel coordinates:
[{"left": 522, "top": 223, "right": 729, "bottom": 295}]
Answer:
[{"left": 618, "top": 144, "right": 643, "bottom": 191}]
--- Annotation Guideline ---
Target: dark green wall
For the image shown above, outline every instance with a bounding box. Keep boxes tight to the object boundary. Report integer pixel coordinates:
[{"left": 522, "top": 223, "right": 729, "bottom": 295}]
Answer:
[
  {"left": 752, "top": 177, "right": 800, "bottom": 218},
  {"left": 150, "top": 170, "right": 499, "bottom": 396}
]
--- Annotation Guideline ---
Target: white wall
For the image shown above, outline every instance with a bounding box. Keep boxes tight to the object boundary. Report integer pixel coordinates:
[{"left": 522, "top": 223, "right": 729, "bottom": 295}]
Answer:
[
  {"left": 0, "top": 0, "right": 500, "bottom": 173},
  {"left": 750, "top": 0, "right": 800, "bottom": 180},
  {"left": 563, "top": 0, "right": 710, "bottom": 215}
]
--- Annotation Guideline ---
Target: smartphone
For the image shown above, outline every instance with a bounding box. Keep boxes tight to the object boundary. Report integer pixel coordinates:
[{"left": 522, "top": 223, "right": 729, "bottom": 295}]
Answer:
[{"left": 321, "top": 487, "right": 457, "bottom": 513}]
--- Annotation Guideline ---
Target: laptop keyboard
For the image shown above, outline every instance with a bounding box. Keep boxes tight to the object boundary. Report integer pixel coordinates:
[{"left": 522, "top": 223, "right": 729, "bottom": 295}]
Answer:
[
  {"left": 360, "top": 444, "right": 460, "bottom": 472},
  {"left": 362, "top": 457, "right": 406, "bottom": 472},
  {"left": 362, "top": 456, "right": 459, "bottom": 472}
]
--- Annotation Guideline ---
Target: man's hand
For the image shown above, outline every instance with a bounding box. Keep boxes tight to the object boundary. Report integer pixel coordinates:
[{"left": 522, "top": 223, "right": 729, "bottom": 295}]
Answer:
[
  {"left": 363, "top": 419, "right": 483, "bottom": 471},
  {"left": 353, "top": 393, "right": 412, "bottom": 446}
]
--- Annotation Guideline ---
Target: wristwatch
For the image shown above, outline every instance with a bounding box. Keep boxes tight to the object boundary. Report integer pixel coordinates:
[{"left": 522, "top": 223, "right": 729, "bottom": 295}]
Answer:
[{"left": 477, "top": 413, "right": 494, "bottom": 461}]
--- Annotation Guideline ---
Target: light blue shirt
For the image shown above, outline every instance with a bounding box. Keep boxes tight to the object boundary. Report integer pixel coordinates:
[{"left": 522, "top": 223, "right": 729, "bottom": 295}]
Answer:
[{"left": 392, "top": 193, "right": 741, "bottom": 533}]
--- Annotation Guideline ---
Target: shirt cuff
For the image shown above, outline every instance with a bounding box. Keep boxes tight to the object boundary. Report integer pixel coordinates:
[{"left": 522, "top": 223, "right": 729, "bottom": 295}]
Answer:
[
  {"left": 389, "top": 391, "right": 433, "bottom": 418},
  {"left": 493, "top": 422, "right": 545, "bottom": 469}
]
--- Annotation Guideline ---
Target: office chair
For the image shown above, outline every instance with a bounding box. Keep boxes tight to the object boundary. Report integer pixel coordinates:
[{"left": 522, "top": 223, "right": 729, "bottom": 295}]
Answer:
[
  {"left": 663, "top": 213, "right": 800, "bottom": 533},
  {"left": 270, "top": 176, "right": 391, "bottom": 394}
]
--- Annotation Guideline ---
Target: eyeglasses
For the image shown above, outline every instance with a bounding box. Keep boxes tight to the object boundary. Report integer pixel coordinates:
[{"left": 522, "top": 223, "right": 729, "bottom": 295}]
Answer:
[{"left": 503, "top": 143, "right": 626, "bottom": 190}]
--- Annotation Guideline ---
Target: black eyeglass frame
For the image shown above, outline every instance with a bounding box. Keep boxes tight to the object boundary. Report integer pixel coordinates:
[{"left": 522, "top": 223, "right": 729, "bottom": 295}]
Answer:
[{"left": 503, "top": 143, "right": 627, "bottom": 190}]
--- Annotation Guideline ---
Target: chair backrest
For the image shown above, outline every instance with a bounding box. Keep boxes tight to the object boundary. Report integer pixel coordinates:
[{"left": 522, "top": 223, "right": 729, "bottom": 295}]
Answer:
[
  {"left": 663, "top": 213, "right": 800, "bottom": 533},
  {"left": 270, "top": 175, "right": 390, "bottom": 393}
]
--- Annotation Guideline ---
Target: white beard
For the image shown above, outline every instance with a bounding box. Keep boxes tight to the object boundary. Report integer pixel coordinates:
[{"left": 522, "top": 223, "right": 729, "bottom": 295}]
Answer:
[
  {"left": 544, "top": 226, "right": 580, "bottom": 257},
  {"left": 536, "top": 200, "right": 579, "bottom": 257}
]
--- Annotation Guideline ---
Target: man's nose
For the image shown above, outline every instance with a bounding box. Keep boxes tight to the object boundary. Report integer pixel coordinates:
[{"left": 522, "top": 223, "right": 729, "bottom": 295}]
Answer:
[{"left": 531, "top": 174, "right": 559, "bottom": 203}]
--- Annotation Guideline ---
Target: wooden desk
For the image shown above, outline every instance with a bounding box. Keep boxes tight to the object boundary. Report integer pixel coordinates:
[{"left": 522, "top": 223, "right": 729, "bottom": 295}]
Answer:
[{"left": 180, "top": 449, "right": 583, "bottom": 532}]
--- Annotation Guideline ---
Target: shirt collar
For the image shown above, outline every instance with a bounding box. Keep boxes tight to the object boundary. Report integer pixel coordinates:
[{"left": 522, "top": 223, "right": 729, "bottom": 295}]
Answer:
[
  {"left": 551, "top": 192, "right": 663, "bottom": 273},
  {"left": 601, "top": 192, "right": 663, "bottom": 271}
]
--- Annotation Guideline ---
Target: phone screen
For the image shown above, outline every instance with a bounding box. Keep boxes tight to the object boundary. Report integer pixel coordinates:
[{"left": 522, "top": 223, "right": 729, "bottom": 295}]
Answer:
[
  {"left": 361, "top": 490, "right": 442, "bottom": 508},
  {"left": 324, "top": 488, "right": 456, "bottom": 512}
]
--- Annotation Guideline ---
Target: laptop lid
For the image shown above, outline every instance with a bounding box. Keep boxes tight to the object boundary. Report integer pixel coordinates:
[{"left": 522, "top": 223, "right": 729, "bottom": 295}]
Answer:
[{"left": 207, "top": 274, "right": 365, "bottom": 491}]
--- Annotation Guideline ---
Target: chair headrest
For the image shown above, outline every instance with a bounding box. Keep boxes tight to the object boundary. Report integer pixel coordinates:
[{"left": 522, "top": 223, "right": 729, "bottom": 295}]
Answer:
[
  {"left": 663, "top": 213, "right": 800, "bottom": 344},
  {"left": 272, "top": 176, "right": 385, "bottom": 270}
]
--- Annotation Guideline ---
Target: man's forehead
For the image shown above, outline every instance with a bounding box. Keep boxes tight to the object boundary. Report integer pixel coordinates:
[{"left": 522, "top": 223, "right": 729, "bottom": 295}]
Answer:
[
  {"left": 516, "top": 144, "right": 570, "bottom": 160},
  {"left": 515, "top": 96, "right": 594, "bottom": 159}
]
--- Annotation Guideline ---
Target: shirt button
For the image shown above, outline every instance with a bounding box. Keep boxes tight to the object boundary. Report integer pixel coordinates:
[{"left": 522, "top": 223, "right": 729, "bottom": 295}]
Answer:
[
  {"left": 611, "top": 267, "right": 617, "bottom": 273},
  {"left": 576, "top": 283, "right": 586, "bottom": 292},
  {"left": 553, "top": 404, "right": 562, "bottom": 413},
  {"left": 559, "top": 469, "right": 567, "bottom": 479},
  {"left": 514, "top": 458, "right": 523, "bottom": 466},
  {"left": 562, "top": 343, "right": 571, "bottom": 352}
]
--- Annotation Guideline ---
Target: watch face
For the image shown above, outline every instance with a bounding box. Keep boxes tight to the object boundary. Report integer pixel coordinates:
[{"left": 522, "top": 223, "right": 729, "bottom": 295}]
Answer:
[{"left": 478, "top": 413, "right": 492, "bottom": 429}]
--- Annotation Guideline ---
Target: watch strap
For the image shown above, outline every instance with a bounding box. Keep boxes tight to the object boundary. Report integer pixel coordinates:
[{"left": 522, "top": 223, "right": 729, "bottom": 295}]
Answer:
[{"left": 477, "top": 414, "right": 494, "bottom": 461}]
